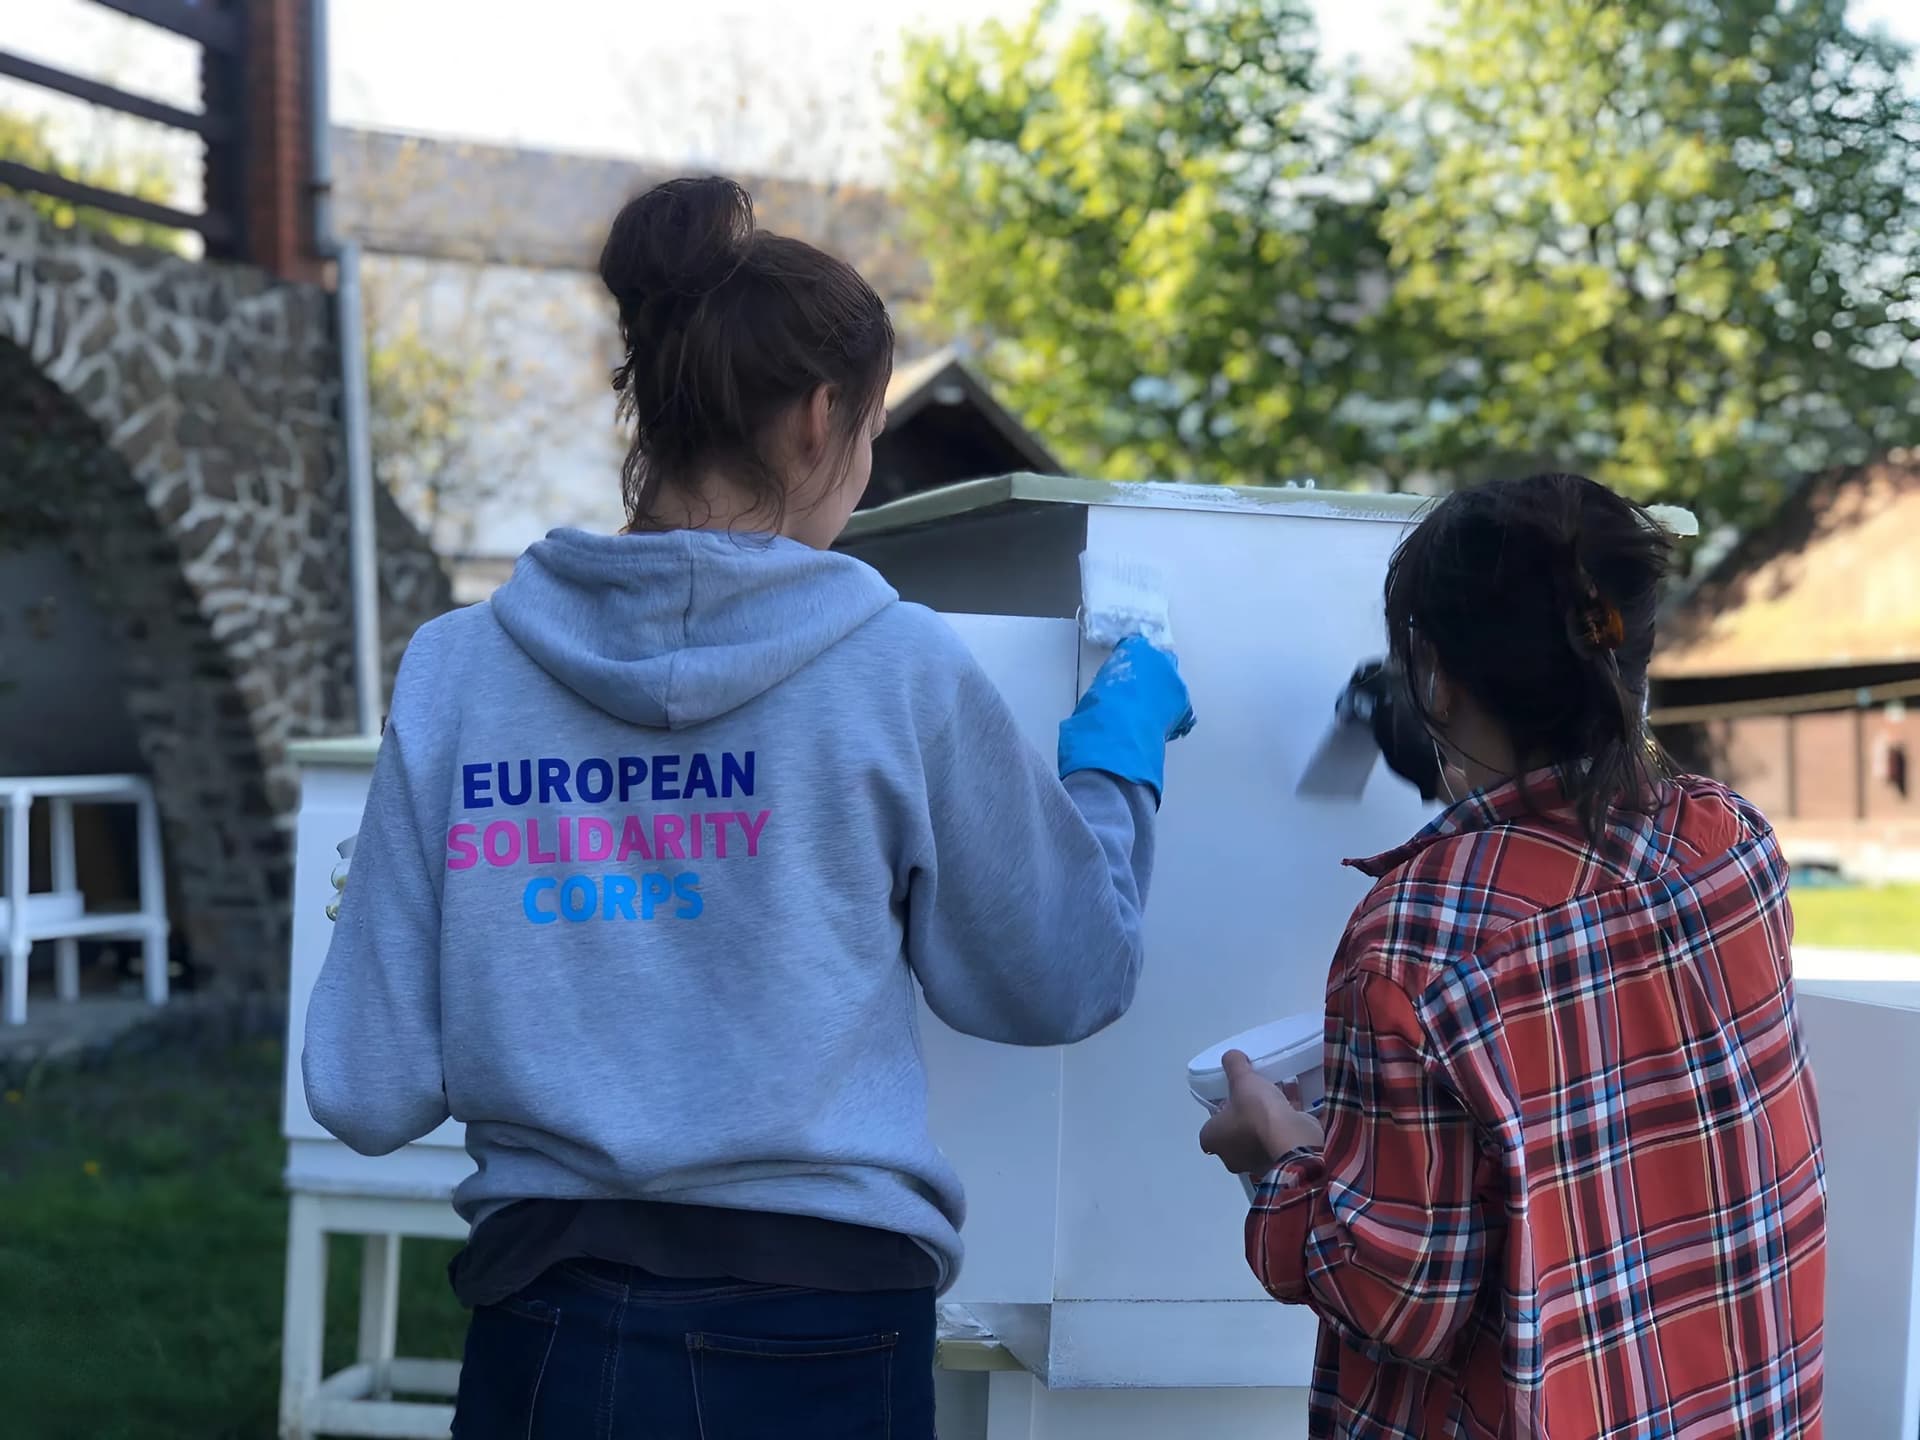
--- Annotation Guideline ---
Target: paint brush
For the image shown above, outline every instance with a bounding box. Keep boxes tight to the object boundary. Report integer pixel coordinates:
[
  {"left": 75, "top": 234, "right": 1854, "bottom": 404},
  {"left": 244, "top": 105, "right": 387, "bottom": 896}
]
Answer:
[
  {"left": 1296, "top": 660, "right": 1444, "bottom": 802},
  {"left": 1296, "top": 669, "right": 1386, "bottom": 799},
  {"left": 1079, "top": 551, "right": 1174, "bottom": 651}
]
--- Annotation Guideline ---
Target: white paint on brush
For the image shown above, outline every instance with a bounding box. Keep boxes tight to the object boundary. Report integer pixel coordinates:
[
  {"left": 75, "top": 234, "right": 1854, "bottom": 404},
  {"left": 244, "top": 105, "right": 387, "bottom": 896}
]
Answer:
[{"left": 1079, "top": 551, "right": 1175, "bottom": 648}]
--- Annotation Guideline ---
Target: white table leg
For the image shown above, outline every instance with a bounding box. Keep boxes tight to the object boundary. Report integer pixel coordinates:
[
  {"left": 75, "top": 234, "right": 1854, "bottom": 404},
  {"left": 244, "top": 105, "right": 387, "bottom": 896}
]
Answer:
[
  {"left": 134, "top": 788, "right": 168, "bottom": 1006},
  {"left": 280, "top": 1192, "right": 330, "bottom": 1440},
  {"left": 358, "top": 1233, "right": 404, "bottom": 1399},
  {"left": 5, "top": 794, "right": 29, "bottom": 1027},
  {"left": 986, "top": 1371, "right": 1041, "bottom": 1439},
  {"left": 51, "top": 798, "right": 79, "bottom": 1002}
]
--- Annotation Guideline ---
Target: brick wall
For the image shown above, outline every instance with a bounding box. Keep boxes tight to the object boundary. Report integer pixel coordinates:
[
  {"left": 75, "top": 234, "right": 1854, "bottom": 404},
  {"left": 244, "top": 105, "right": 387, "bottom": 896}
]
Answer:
[
  {"left": 1668, "top": 704, "right": 1920, "bottom": 879},
  {"left": 1865, "top": 706, "right": 1920, "bottom": 822},
  {"left": 1696, "top": 715, "right": 1791, "bottom": 816},
  {"left": 1792, "top": 712, "right": 1859, "bottom": 823}
]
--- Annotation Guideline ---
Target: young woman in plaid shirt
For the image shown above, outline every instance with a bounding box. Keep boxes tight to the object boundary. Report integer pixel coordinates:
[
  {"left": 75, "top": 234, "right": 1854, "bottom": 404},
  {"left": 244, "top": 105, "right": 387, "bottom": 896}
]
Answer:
[{"left": 1202, "top": 473, "right": 1826, "bottom": 1438}]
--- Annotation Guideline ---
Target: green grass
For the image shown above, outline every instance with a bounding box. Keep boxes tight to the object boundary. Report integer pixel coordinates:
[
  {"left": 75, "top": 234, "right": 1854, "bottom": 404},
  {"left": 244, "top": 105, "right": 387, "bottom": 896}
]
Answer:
[
  {"left": 0, "top": 1038, "right": 467, "bottom": 1440},
  {"left": 1790, "top": 883, "right": 1920, "bottom": 954}
]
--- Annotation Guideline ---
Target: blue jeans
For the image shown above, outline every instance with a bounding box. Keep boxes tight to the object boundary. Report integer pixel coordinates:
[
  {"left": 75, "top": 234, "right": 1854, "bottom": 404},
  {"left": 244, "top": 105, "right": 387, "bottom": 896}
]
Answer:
[{"left": 451, "top": 1262, "right": 938, "bottom": 1439}]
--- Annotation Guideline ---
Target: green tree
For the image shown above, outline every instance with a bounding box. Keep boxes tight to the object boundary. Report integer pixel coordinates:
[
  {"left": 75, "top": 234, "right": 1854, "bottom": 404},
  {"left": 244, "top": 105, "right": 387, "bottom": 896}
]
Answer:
[
  {"left": 894, "top": 0, "right": 1405, "bottom": 485},
  {"left": 1377, "top": 0, "right": 1920, "bottom": 523},
  {"left": 362, "top": 262, "right": 517, "bottom": 558},
  {"left": 366, "top": 323, "right": 484, "bottom": 552},
  {"left": 361, "top": 258, "right": 585, "bottom": 557},
  {"left": 0, "top": 110, "right": 187, "bottom": 253}
]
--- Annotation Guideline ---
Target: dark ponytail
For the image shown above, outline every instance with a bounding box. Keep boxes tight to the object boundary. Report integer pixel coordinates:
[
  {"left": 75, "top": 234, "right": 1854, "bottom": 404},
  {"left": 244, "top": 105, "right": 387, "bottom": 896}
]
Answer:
[
  {"left": 1383, "top": 473, "right": 1674, "bottom": 838},
  {"left": 598, "top": 176, "right": 894, "bottom": 531}
]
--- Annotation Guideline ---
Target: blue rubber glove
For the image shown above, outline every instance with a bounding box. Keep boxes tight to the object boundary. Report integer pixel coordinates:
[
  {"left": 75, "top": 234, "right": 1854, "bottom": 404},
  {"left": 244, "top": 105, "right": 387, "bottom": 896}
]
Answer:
[{"left": 1058, "top": 636, "right": 1196, "bottom": 804}]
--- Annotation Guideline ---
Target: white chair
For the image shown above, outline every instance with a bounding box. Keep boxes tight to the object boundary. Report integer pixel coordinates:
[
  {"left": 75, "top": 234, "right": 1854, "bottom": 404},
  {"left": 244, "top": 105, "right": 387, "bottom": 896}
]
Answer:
[
  {"left": 0, "top": 774, "right": 169, "bottom": 1026},
  {"left": 275, "top": 1175, "right": 1033, "bottom": 1440},
  {"left": 279, "top": 1181, "right": 468, "bottom": 1440}
]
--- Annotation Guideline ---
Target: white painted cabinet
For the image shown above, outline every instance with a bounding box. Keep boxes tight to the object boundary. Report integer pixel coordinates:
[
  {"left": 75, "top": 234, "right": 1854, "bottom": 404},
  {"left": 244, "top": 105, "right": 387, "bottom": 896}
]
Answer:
[
  {"left": 839, "top": 484, "right": 1437, "bottom": 1434},
  {"left": 1797, "top": 961, "right": 1920, "bottom": 1439},
  {"left": 284, "top": 741, "right": 471, "bottom": 1200}
]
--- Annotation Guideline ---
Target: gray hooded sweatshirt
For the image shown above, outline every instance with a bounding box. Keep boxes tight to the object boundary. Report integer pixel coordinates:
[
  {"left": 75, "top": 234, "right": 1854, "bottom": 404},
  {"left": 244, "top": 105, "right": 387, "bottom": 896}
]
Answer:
[{"left": 303, "top": 528, "right": 1155, "bottom": 1290}]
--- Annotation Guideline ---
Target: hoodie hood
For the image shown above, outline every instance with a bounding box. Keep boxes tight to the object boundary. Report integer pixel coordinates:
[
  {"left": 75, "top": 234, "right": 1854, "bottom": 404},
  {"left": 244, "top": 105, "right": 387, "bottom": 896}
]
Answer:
[{"left": 490, "top": 529, "right": 897, "bottom": 729}]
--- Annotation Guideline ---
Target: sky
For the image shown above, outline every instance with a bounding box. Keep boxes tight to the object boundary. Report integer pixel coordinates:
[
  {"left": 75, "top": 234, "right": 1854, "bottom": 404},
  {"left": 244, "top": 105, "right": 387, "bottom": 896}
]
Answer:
[
  {"left": 320, "top": 0, "right": 1435, "bottom": 169},
  {"left": 5, "top": 0, "right": 1916, "bottom": 187}
]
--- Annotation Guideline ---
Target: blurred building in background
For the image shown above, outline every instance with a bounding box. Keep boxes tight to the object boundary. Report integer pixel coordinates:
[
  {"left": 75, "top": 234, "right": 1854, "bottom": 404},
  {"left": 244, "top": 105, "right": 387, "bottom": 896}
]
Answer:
[
  {"left": 1653, "top": 454, "right": 1920, "bottom": 882},
  {"left": 331, "top": 125, "right": 921, "bottom": 285},
  {"left": 327, "top": 127, "right": 1060, "bottom": 590},
  {"left": 868, "top": 349, "right": 1062, "bottom": 510},
  {"left": 444, "top": 346, "right": 1063, "bottom": 603}
]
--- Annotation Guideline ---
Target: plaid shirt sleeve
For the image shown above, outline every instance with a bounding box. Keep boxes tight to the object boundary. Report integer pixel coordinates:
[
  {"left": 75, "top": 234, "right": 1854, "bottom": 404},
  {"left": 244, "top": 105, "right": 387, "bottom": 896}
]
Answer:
[{"left": 1247, "top": 965, "right": 1491, "bottom": 1364}]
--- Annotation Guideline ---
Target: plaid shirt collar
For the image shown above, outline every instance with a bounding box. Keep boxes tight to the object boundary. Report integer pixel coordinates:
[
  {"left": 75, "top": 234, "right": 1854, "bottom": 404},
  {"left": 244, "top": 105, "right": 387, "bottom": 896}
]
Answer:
[{"left": 1347, "top": 766, "right": 1575, "bottom": 879}]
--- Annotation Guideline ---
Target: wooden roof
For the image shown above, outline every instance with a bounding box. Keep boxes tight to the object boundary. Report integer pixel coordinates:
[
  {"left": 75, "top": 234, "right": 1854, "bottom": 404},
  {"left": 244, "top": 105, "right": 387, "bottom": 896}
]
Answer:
[
  {"left": 1653, "top": 455, "right": 1920, "bottom": 680},
  {"left": 881, "top": 350, "right": 1062, "bottom": 472}
]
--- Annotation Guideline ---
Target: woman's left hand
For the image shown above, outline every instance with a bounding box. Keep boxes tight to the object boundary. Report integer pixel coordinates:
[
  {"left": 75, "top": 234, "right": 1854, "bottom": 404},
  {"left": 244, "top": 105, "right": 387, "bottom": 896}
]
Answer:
[{"left": 1199, "top": 1051, "right": 1324, "bottom": 1176}]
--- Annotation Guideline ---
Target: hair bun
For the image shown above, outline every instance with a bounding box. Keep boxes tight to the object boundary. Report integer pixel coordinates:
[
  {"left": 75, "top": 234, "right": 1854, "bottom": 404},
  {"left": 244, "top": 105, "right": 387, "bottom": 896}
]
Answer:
[{"left": 600, "top": 176, "right": 756, "bottom": 309}]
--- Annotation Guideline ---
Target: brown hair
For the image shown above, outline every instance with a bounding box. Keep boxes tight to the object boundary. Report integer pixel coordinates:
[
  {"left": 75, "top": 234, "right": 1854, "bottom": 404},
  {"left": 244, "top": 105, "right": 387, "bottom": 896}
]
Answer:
[
  {"left": 598, "top": 176, "right": 894, "bottom": 531},
  {"left": 1384, "top": 472, "right": 1674, "bottom": 838}
]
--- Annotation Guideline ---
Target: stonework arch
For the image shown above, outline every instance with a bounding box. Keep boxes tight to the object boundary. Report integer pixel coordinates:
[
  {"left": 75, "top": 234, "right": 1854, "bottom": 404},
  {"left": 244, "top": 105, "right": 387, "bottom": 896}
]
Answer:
[{"left": 0, "top": 198, "right": 451, "bottom": 981}]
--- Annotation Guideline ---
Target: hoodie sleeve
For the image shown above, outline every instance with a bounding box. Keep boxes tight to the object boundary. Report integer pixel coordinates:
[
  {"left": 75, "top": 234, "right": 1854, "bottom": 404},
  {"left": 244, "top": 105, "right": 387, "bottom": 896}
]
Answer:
[
  {"left": 906, "top": 659, "right": 1155, "bottom": 1046},
  {"left": 303, "top": 664, "right": 451, "bottom": 1156}
]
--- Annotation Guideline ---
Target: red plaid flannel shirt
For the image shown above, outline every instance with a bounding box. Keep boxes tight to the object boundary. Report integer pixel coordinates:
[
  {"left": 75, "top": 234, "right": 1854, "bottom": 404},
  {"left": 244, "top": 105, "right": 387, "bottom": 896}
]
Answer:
[{"left": 1250, "top": 771, "right": 1825, "bottom": 1438}]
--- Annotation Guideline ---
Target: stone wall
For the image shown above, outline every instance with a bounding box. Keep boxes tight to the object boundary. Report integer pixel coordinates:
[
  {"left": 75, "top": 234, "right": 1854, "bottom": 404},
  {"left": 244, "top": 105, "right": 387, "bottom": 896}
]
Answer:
[{"left": 0, "top": 197, "right": 451, "bottom": 984}]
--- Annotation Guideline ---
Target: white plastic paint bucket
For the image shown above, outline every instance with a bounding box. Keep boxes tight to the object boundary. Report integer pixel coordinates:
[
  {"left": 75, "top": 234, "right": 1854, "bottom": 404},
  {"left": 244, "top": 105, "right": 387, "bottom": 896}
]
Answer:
[{"left": 1187, "top": 1011, "right": 1327, "bottom": 1203}]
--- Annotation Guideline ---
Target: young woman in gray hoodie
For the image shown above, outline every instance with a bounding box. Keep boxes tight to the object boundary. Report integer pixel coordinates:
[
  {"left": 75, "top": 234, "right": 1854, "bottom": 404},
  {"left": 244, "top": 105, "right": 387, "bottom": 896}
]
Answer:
[{"left": 304, "top": 176, "right": 1193, "bottom": 1439}]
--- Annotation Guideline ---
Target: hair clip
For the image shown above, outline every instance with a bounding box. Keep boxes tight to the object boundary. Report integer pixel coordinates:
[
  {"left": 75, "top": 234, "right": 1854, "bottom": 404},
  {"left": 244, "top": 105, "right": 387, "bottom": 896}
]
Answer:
[{"left": 1582, "top": 599, "right": 1625, "bottom": 652}]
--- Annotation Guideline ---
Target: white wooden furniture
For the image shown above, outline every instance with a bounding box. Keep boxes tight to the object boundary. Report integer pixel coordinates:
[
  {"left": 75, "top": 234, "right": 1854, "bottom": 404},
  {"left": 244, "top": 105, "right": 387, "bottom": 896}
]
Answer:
[
  {"left": 838, "top": 479, "right": 1432, "bottom": 1437},
  {"left": 281, "top": 738, "right": 469, "bottom": 1440},
  {"left": 0, "top": 772, "right": 168, "bottom": 1026},
  {"left": 1794, "top": 956, "right": 1920, "bottom": 1439},
  {"left": 279, "top": 1185, "right": 467, "bottom": 1440}
]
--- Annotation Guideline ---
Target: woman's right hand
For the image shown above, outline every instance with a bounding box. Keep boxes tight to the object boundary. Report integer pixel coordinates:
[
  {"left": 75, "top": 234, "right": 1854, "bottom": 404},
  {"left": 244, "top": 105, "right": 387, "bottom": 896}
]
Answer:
[
  {"left": 325, "top": 837, "right": 356, "bottom": 923},
  {"left": 1100, "top": 635, "right": 1197, "bottom": 743},
  {"left": 1057, "top": 636, "right": 1196, "bottom": 799}
]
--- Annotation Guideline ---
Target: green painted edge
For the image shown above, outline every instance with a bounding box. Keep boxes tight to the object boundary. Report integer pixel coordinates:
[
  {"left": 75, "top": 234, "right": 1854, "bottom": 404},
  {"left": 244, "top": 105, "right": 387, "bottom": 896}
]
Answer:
[
  {"left": 839, "top": 474, "right": 1022, "bottom": 538},
  {"left": 935, "top": 1335, "right": 1027, "bottom": 1374},
  {"left": 833, "top": 474, "right": 1436, "bottom": 541},
  {"left": 841, "top": 473, "right": 1433, "bottom": 541},
  {"left": 840, "top": 473, "right": 1700, "bottom": 542},
  {"left": 288, "top": 736, "right": 382, "bottom": 767}
]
